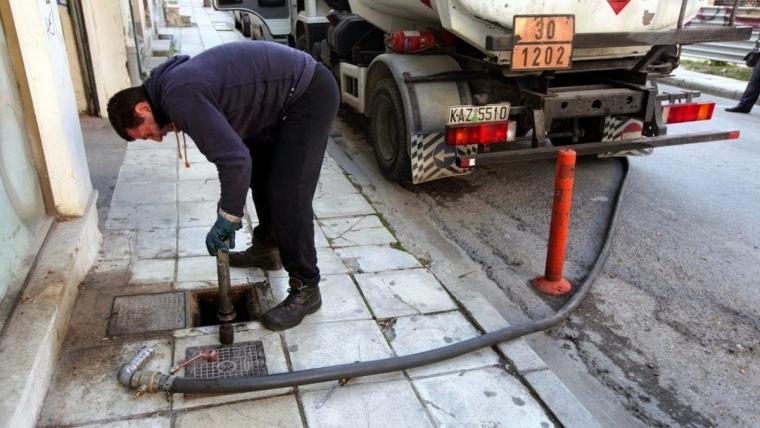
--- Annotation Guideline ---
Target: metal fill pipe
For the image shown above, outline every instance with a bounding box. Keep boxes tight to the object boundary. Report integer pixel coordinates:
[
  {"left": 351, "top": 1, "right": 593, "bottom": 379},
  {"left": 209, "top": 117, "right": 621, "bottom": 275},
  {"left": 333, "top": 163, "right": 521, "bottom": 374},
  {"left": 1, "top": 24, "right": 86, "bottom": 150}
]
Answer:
[
  {"left": 163, "top": 159, "right": 630, "bottom": 394},
  {"left": 216, "top": 239, "right": 236, "bottom": 344}
]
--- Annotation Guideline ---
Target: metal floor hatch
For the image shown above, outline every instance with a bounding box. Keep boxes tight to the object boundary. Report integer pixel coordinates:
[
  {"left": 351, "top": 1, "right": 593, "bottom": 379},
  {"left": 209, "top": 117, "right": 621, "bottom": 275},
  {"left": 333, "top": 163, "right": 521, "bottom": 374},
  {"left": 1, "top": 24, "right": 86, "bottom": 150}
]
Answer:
[
  {"left": 108, "top": 292, "right": 186, "bottom": 335},
  {"left": 183, "top": 340, "right": 268, "bottom": 379}
]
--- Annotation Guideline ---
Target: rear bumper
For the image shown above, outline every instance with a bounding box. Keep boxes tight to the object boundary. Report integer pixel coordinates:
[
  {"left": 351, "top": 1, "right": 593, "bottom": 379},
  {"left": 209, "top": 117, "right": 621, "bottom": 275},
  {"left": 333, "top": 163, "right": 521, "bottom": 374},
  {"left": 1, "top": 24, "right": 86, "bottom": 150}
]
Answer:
[
  {"left": 485, "top": 26, "right": 753, "bottom": 51},
  {"left": 457, "top": 130, "right": 740, "bottom": 166}
]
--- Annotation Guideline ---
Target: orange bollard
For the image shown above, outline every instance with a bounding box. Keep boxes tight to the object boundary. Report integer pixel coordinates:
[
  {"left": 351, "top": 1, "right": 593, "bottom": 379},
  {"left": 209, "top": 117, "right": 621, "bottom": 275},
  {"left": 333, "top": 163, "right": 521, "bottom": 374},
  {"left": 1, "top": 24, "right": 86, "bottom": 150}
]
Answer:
[{"left": 533, "top": 149, "right": 577, "bottom": 296}]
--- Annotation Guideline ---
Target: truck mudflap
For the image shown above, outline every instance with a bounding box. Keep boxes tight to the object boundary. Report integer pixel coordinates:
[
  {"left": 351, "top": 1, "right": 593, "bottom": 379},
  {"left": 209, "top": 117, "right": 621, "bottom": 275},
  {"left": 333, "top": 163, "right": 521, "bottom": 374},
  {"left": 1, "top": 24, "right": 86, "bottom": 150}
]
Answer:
[
  {"left": 456, "top": 130, "right": 740, "bottom": 167},
  {"left": 410, "top": 132, "right": 477, "bottom": 184},
  {"left": 600, "top": 116, "right": 652, "bottom": 157}
]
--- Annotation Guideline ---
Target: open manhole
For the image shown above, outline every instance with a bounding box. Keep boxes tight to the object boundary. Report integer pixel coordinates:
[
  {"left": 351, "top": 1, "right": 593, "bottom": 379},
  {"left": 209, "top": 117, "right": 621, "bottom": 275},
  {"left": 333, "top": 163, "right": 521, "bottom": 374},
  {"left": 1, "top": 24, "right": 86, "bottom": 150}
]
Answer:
[
  {"left": 108, "top": 292, "right": 186, "bottom": 335},
  {"left": 189, "top": 287, "right": 258, "bottom": 327},
  {"left": 183, "top": 341, "right": 268, "bottom": 379}
]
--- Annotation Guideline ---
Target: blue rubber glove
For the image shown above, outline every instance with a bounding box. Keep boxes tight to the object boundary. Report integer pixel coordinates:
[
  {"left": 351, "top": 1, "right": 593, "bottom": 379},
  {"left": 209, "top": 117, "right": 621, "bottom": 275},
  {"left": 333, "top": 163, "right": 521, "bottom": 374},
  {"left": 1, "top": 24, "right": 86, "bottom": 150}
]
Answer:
[{"left": 206, "top": 209, "right": 242, "bottom": 256}]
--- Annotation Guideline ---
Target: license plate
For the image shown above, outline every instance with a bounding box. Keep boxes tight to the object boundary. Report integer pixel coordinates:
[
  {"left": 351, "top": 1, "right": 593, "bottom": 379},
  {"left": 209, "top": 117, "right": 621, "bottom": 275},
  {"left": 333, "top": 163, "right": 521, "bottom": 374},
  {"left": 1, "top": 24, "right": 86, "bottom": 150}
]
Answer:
[
  {"left": 448, "top": 104, "right": 510, "bottom": 126},
  {"left": 511, "top": 15, "right": 574, "bottom": 71}
]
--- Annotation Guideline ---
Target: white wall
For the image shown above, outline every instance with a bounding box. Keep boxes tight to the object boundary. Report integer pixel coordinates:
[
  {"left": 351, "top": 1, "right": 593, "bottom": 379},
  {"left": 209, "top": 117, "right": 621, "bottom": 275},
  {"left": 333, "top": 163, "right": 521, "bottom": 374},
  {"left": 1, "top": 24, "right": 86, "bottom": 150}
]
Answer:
[
  {"left": 81, "top": 0, "right": 132, "bottom": 117},
  {"left": 58, "top": 4, "right": 88, "bottom": 113},
  {"left": 6, "top": 0, "right": 93, "bottom": 217}
]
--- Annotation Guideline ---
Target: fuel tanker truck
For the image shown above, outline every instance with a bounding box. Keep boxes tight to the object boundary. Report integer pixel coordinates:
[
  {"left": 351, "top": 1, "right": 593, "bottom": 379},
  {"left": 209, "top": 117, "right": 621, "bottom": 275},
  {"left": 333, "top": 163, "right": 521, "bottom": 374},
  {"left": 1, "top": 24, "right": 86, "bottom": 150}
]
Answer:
[{"left": 214, "top": 0, "right": 751, "bottom": 183}]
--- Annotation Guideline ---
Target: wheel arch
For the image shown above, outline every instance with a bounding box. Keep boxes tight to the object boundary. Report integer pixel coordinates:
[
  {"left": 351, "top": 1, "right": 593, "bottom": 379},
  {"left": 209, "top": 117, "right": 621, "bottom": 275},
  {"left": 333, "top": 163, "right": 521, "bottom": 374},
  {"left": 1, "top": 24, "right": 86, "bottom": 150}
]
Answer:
[
  {"left": 364, "top": 54, "right": 476, "bottom": 184},
  {"left": 365, "top": 54, "right": 470, "bottom": 137}
]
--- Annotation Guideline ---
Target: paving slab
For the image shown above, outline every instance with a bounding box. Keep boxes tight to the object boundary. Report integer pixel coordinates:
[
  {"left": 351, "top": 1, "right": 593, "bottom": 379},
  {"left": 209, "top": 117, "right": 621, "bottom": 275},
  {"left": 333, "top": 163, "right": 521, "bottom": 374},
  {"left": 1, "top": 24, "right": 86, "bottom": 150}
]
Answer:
[
  {"left": 98, "top": 230, "right": 134, "bottom": 261},
  {"left": 178, "top": 162, "right": 218, "bottom": 181},
  {"left": 314, "top": 220, "right": 330, "bottom": 248},
  {"left": 270, "top": 274, "right": 372, "bottom": 324},
  {"left": 179, "top": 201, "right": 218, "bottom": 227},
  {"left": 105, "top": 204, "right": 178, "bottom": 230},
  {"left": 172, "top": 320, "right": 265, "bottom": 339},
  {"left": 172, "top": 328, "right": 291, "bottom": 409},
  {"left": 320, "top": 215, "right": 397, "bottom": 248},
  {"left": 124, "top": 140, "right": 176, "bottom": 151},
  {"left": 177, "top": 179, "right": 220, "bottom": 202},
  {"left": 321, "top": 158, "right": 343, "bottom": 175},
  {"left": 111, "top": 181, "right": 177, "bottom": 206},
  {"left": 525, "top": 369, "right": 603, "bottom": 428},
  {"left": 117, "top": 163, "right": 177, "bottom": 184},
  {"left": 129, "top": 259, "right": 176, "bottom": 284},
  {"left": 316, "top": 171, "right": 357, "bottom": 196},
  {"left": 413, "top": 367, "right": 554, "bottom": 428},
  {"left": 283, "top": 319, "right": 401, "bottom": 391},
  {"left": 38, "top": 340, "right": 172, "bottom": 426},
  {"left": 175, "top": 256, "right": 264, "bottom": 287},
  {"left": 82, "top": 259, "right": 131, "bottom": 290},
  {"left": 301, "top": 380, "right": 433, "bottom": 428},
  {"left": 80, "top": 415, "right": 171, "bottom": 427},
  {"left": 313, "top": 192, "right": 374, "bottom": 218},
  {"left": 182, "top": 148, "right": 208, "bottom": 164},
  {"left": 385, "top": 312, "right": 501, "bottom": 378},
  {"left": 135, "top": 227, "right": 178, "bottom": 259},
  {"left": 336, "top": 245, "right": 421, "bottom": 273},
  {"left": 175, "top": 395, "right": 303, "bottom": 427},
  {"left": 355, "top": 268, "right": 457, "bottom": 319},
  {"left": 123, "top": 149, "right": 178, "bottom": 166}
]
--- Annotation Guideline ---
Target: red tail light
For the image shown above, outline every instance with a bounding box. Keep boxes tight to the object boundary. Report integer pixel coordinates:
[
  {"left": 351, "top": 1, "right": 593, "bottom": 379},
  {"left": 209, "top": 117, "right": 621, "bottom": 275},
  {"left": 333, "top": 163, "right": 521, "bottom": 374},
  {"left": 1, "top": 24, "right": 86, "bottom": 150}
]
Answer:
[
  {"left": 386, "top": 31, "right": 437, "bottom": 53},
  {"left": 662, "top": 102, "right": 715, "bottom": 124},
  {"left": 447, "top": 121, "right": 516, "bottom": 146}
]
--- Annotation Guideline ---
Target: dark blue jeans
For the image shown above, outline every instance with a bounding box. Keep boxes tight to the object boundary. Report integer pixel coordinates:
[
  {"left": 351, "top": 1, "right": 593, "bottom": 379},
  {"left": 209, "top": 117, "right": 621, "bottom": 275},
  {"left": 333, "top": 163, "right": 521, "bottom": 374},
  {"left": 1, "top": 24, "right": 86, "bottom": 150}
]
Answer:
[
  {"left": 739, "top": 61, "right": 760, "bottom": 110},
  {"left": 246, "top": 63, "right": 339, "bottom": 286}
]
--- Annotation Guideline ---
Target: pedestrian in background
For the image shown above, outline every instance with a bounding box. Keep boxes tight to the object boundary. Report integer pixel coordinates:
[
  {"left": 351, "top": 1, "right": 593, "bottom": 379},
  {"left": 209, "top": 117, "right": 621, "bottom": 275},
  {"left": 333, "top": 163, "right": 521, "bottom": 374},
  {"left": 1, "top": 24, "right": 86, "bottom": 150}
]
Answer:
[{"left": 726, "top": 39, "right": 760, "bottom": 113}]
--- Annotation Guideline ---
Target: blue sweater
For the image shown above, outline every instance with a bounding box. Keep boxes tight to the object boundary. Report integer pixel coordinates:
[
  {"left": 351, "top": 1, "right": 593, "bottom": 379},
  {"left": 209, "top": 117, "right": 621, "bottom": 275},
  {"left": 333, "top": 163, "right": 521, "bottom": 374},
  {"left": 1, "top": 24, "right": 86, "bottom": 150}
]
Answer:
[{"left": 143, "top": 41, "right": 317, "bottom": 217}]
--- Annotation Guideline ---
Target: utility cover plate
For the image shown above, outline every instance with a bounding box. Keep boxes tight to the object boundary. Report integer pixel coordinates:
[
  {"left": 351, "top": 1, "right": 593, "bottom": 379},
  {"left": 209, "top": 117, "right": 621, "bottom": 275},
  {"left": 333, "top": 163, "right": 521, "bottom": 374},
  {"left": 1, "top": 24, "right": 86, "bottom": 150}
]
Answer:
[
  {"left": 108, "top": 292, "right": 186, "bottom": 335},
  {"left": 184, "top": 340, "right": 268, "bottom": 379}
]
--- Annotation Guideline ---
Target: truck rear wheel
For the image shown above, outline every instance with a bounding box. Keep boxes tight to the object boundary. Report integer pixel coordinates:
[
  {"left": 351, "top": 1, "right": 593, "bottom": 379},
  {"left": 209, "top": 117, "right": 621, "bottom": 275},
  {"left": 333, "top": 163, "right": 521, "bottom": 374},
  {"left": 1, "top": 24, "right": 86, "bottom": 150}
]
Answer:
[{"left": 369, "top": 78, "right": 411, "bottom": 182}]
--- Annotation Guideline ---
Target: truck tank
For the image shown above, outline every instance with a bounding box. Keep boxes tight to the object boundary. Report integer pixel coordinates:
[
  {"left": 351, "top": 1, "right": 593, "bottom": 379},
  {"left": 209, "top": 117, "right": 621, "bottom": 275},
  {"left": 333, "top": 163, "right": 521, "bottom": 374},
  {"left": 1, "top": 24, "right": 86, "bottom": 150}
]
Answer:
[{"left": 348, "top": 0, "right": 706, "bottom": 59}]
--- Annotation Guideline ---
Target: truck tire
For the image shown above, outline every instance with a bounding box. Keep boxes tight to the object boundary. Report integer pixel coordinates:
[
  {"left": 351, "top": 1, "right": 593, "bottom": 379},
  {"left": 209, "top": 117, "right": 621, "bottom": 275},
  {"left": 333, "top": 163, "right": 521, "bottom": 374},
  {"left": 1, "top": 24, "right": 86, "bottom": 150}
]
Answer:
[{"left": 369, "top": 78, "right": 411, "bottom": 182}]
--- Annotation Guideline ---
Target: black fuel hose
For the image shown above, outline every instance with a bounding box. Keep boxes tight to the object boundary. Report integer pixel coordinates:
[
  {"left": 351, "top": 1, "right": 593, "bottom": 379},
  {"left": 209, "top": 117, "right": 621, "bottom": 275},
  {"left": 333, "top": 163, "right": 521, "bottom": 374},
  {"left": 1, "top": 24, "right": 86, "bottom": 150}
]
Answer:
[{"left": 170, "top": 158, "right": 630, "bottom": 394}]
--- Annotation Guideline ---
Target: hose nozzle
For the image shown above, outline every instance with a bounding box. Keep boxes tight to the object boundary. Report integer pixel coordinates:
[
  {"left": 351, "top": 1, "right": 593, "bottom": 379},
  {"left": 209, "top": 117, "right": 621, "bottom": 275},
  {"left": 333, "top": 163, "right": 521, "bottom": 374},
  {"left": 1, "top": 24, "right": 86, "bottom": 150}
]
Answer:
[{"left": 117, "top": 346, "right": 174, "bottom": 396}]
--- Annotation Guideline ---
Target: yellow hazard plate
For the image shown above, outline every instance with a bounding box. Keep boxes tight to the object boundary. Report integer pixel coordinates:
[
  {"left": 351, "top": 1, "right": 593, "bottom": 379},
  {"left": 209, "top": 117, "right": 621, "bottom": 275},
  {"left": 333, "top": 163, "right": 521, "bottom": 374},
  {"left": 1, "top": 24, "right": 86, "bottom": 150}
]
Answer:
[{"left": 511, "top": 15, "right": 574, "bottom": 71}]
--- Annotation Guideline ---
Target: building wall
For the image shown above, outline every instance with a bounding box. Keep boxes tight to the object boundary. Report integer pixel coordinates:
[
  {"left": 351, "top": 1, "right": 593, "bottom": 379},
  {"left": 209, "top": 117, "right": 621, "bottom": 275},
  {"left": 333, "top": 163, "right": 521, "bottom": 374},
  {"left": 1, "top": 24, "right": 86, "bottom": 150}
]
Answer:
[
  {"left": 58, "top": 3, "right": 88, "bottom": 113},
  {"left": 0, "top": 12, "right": 48, "bottom": 305},
  {"left": 81, "top": 0, "right": 131, "bottom": 116},
  {"left": 6, "top": 0, "right": 93, "bottom": 217}
]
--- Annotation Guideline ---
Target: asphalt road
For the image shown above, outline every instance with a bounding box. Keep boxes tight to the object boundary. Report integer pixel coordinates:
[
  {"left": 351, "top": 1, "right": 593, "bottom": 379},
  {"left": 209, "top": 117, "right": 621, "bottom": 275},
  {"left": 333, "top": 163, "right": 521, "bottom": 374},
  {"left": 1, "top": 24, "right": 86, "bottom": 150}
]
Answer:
[{"left": 330, "top": 86, "right": 759, "bottom": 427}]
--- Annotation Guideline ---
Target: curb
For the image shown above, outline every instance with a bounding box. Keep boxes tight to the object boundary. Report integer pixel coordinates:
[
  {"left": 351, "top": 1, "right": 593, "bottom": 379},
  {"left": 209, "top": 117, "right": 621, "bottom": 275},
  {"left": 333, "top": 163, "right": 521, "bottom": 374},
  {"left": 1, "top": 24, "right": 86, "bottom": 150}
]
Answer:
[{"left": 659, "top": 76, "right": 745, "bottom": 102}]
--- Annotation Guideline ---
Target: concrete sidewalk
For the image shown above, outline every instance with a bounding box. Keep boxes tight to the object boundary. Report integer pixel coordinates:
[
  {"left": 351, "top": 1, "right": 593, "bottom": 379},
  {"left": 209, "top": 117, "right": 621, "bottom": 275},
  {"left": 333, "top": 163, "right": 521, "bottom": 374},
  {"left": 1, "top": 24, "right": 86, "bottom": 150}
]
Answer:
[{"left": 660, "top": 66, "right": 757, "bottom": 104}]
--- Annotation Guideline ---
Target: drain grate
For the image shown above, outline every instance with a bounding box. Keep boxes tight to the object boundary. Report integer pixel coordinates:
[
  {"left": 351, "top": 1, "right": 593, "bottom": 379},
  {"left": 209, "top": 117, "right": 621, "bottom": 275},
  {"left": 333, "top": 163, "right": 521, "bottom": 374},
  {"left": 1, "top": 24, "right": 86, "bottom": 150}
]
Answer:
[
  {"left": 108, "top": 292, "right": 186, "bottom": 335},
  {"left": 184, "top": 340, "right": 268, "bottom": 379}
]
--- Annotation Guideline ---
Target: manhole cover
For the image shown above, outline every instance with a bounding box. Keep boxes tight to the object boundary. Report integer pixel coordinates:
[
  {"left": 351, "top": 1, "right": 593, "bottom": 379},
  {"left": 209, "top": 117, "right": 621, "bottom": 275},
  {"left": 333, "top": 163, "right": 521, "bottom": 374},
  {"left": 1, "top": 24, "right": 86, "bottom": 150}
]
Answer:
[
  {"left": 108, "top": 292, "right": 186, "bottom": 335},
  {"left": 184, "top": 341, "right": 267, "bottom": 379}
]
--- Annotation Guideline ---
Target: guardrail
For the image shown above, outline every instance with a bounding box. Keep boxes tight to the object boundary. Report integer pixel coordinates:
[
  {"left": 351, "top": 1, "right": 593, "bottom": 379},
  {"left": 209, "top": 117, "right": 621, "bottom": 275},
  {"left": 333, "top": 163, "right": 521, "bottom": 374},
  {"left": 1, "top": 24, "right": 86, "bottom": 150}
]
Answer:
[{"left": 682, "top": 6, "right": 760, "bottom": 63}]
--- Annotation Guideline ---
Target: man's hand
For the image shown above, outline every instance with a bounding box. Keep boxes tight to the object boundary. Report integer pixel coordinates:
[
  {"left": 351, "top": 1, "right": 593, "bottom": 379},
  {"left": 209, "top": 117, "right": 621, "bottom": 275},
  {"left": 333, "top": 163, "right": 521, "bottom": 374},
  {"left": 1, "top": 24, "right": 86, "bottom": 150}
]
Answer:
[{"left": 206, "top": 209, "right": 243, "bottom": 255}]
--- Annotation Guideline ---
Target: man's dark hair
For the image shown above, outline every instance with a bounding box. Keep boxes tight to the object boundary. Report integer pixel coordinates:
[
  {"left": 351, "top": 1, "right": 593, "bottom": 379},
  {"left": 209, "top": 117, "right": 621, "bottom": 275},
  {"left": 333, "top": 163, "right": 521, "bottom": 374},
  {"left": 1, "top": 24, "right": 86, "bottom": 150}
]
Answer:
[{"left": 107, "top": 85, "right": 149, "bottom": 141}]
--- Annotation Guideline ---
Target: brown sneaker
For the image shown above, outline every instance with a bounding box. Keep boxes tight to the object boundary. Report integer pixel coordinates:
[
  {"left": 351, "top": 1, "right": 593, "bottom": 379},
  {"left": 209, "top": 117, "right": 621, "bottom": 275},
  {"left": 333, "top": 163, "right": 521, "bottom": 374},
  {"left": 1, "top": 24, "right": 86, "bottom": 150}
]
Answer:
[
  {"left": 262, "top": 278, "right": 321, "bottom": 331},
  {"left": 228, "top": 237, "right": 282, "bottom": 270}
]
